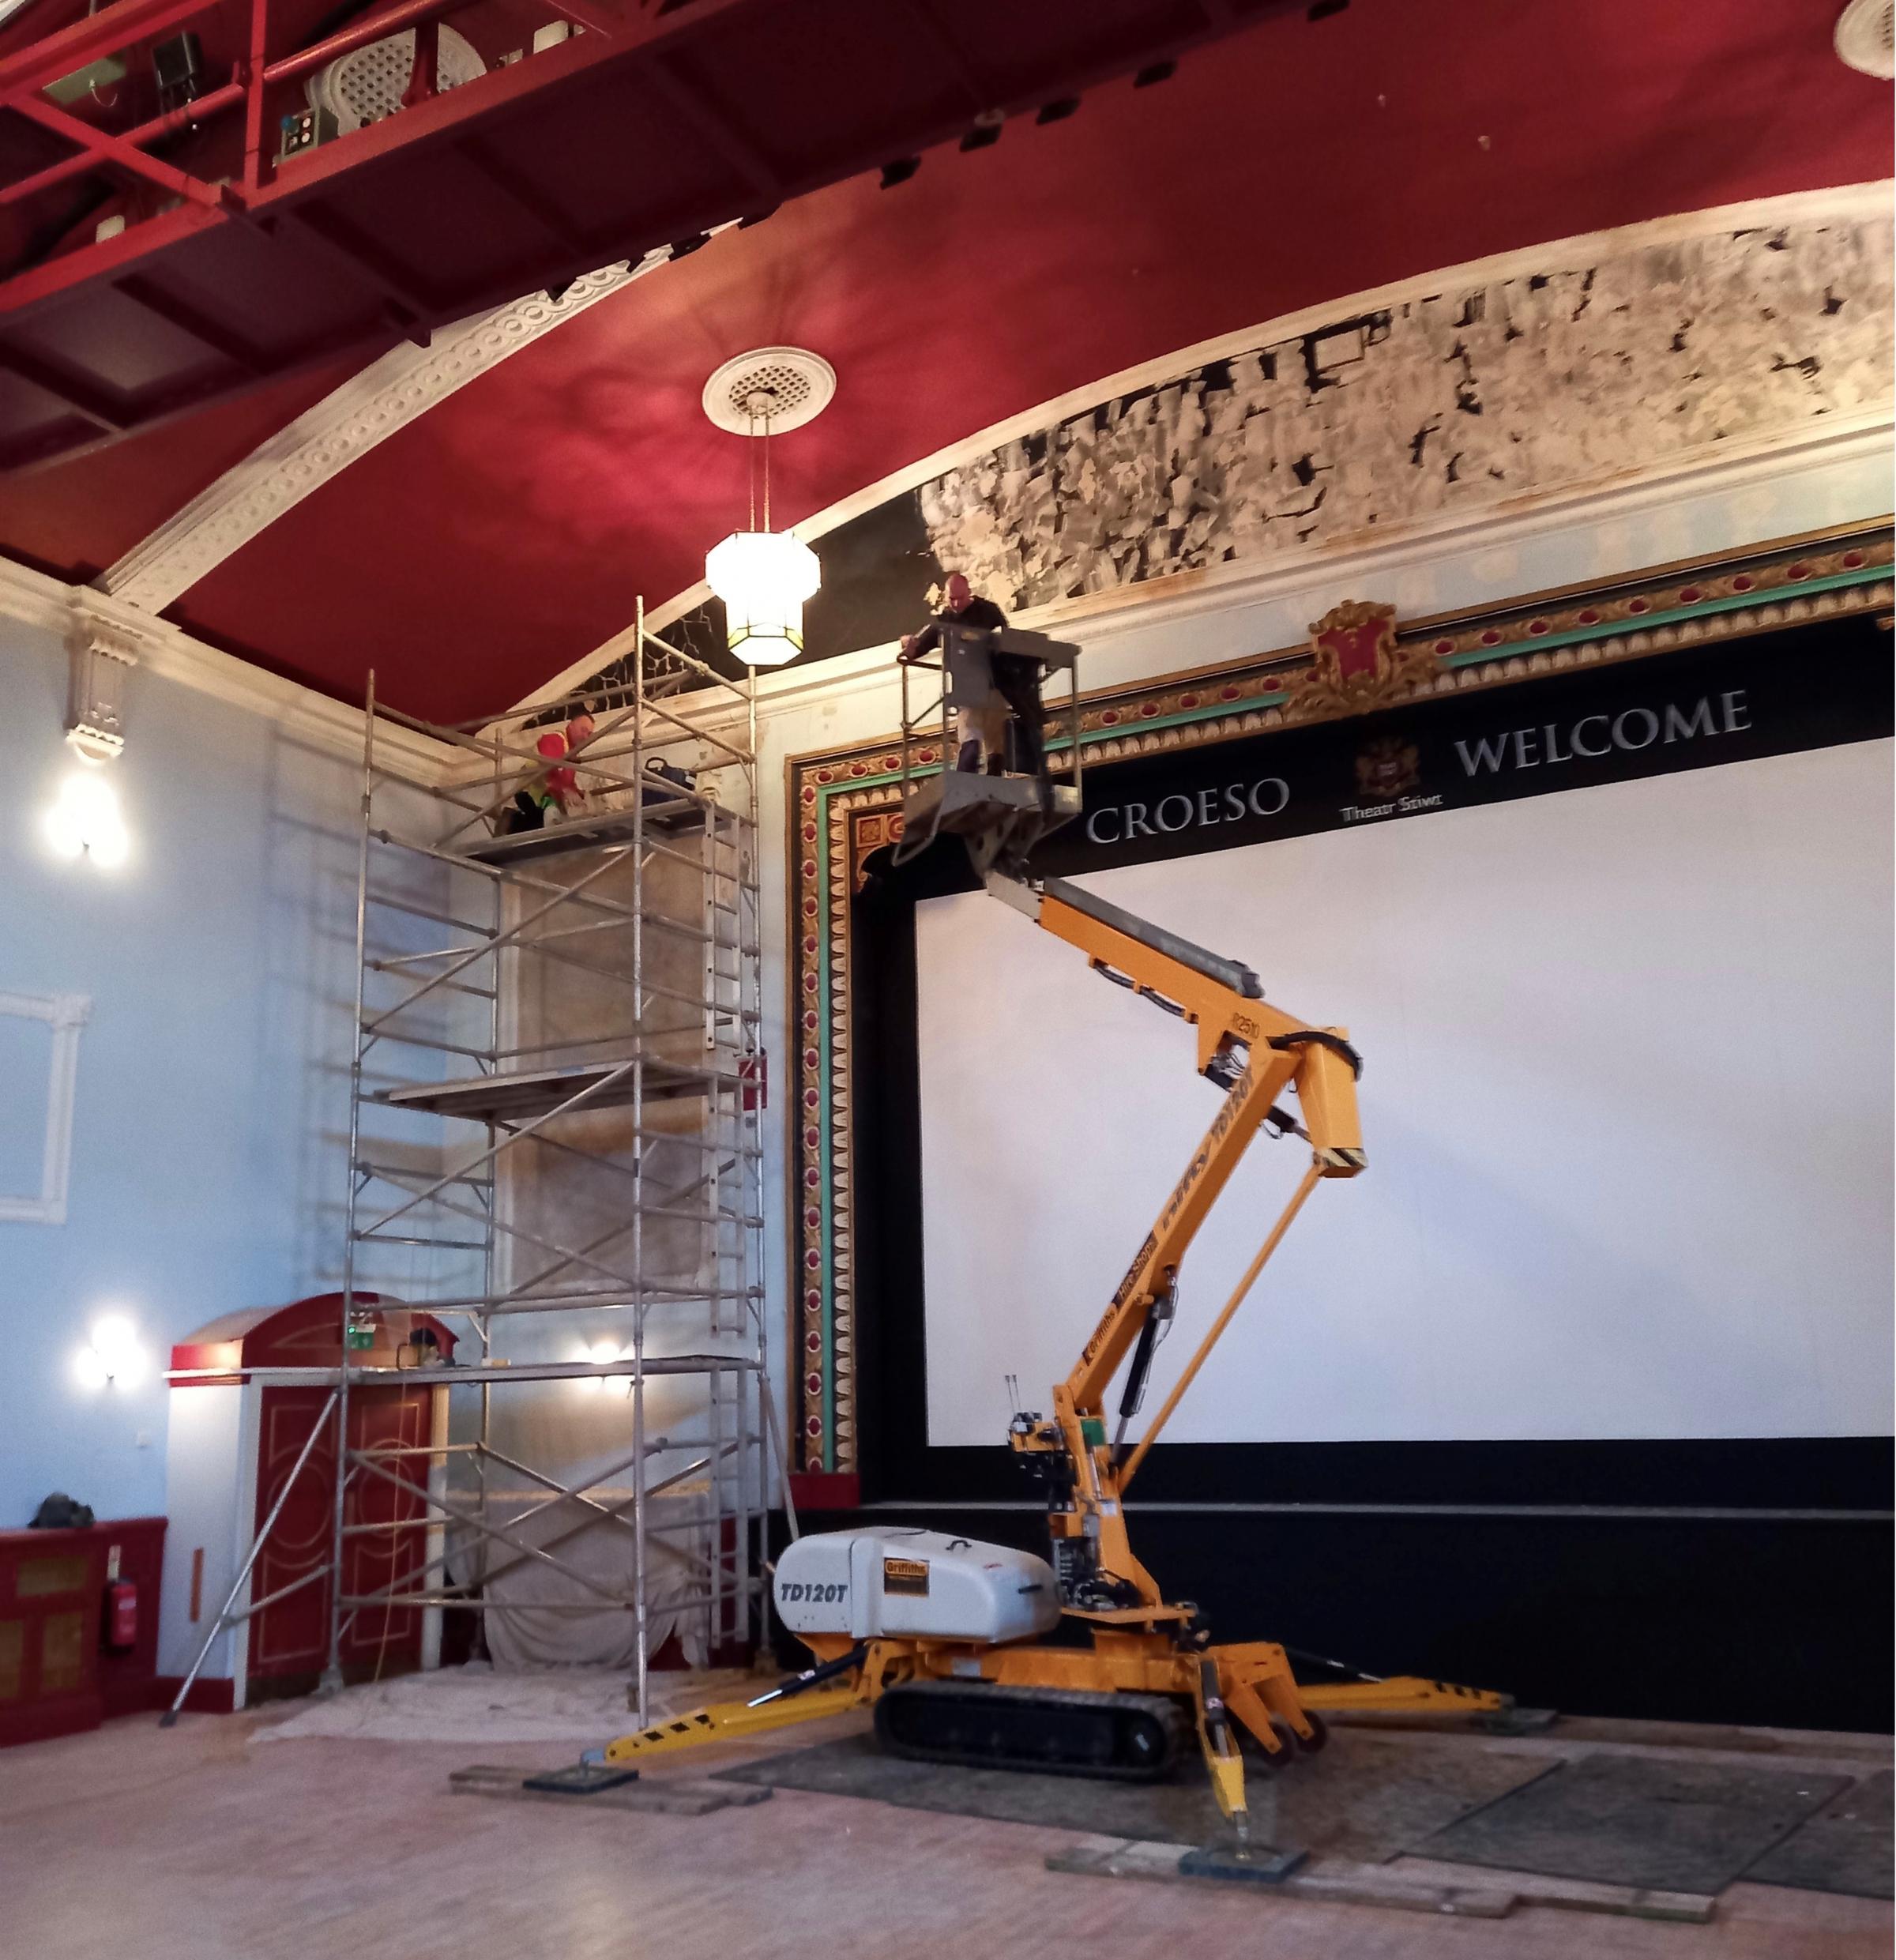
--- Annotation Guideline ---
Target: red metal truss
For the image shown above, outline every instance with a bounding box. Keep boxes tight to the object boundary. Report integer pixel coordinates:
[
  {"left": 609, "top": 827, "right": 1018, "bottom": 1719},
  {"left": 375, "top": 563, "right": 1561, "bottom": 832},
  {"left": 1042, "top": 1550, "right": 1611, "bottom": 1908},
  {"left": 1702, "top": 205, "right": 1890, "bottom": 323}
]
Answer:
[
  {"left": 0, "top": 0, "right": 1291, "bottom": 472},
  {"left": 8, "top": 92, "right": 222, "bottom": 205},
  {"left": 0, "top": 0, "right": 218, "bottom": 105}
]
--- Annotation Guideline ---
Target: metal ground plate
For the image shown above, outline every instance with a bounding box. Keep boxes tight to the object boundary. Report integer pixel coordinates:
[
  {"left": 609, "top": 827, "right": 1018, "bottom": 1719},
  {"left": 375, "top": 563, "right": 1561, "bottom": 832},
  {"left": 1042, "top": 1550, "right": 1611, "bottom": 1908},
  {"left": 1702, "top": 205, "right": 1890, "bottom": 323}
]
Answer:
[
  {"left": 1416, "top": 1752, "right": 1851, "bottom": 1895},
  {"left": 713, "top": 1726, "right": 1551, "bottom": 1861},
  {"left": 1741, "top": 1768, "right": 1894, "bottom": 1899}
]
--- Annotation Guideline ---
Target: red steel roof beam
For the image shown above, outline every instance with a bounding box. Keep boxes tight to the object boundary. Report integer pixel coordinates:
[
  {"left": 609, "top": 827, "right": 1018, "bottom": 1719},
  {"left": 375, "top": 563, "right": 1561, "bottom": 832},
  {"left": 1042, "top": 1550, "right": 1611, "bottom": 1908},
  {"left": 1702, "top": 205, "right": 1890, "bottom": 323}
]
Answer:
[
  {"left": 540, "top": 0, "right": 622, "bottom": 40},
  {"left": 454, "top": 136, "right": 588, "bottom": 255},
  {"left": 0, "top": 75, "right": 243, "bottom": 207},
  {"left": 0, "top": 338, "right": 127, "bottom": 429},
  {"left": 0, "top": 0, "right": 216, "bottom": 108},
  {"left": 267, "top": 205, "right": 434, "bottom": 339},
  {"left": 114, "top": 274, "right": 269, "bottom": 373},
  {"left": 260, "top": 0, "right": 706, "bottom": 90},
  {"left": 0, "top": 198, "right": 221, "bottom": 313},
  {"left": 264, "top": 0, "right": 481, "bottom": 88},
  {"left": 644, "top": 58, "right": 781, "bottom": 203},
  {"left": 241, "top": 0, "right": 271, "bottom": 191},
  {"left": 9, "top": 93, "right": 223, "bottom": 205},
  {"left": 251, "top": 0, "right": 758, "bottom": 193},
  {"left": 897, "top": 0, "right": 990, "bottom": 112}
]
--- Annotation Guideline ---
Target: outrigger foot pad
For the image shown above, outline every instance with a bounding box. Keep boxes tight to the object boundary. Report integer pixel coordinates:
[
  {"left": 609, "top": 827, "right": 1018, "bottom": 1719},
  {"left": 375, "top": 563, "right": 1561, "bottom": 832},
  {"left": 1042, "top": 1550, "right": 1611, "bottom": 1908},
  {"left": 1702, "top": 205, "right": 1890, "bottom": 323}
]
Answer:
[
  {"left": 1178, "top": 1842, "right": 1308, "bottom": 1885},
  {"left": 520, "top": 1762, "right": 642, "bottom": 1796},
  {"left": 1471, "top": 1706, "right": 1558, "bottom": 1736}
]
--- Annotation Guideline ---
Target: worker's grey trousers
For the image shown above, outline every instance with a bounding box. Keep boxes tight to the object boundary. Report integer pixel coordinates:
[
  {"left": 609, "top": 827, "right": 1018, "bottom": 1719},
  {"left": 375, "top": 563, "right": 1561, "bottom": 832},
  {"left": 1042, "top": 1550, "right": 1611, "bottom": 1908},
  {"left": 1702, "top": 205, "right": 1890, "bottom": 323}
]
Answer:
[{"left": 955, "top": 694, "right": 1009, "bottom": 769}]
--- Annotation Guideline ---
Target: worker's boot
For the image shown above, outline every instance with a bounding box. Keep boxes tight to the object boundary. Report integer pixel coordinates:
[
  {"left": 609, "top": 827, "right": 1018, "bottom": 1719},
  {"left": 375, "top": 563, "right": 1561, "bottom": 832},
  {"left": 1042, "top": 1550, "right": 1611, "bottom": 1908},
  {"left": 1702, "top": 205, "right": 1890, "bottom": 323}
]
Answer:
[{"left": 984, "top": 754, "right": 1006, "bottom": 776}]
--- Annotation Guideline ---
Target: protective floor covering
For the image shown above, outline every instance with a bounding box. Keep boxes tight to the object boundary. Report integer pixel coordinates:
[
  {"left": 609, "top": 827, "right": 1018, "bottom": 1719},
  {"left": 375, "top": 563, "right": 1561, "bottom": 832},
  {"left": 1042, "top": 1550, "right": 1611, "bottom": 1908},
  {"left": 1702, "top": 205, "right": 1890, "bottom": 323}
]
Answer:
[
  {"left": 1417, "top": 1753, "right": 1853, "bottom": 1895},
  {"left": 251, "top": 1662, "right": 756, "bottom": 1745},
  {"left": 1742, "top": 1770, "right": 1894, "bottom": 1899},
  {"left": 714, "top": 1727, "right": 1553, "bottom": 1861}
]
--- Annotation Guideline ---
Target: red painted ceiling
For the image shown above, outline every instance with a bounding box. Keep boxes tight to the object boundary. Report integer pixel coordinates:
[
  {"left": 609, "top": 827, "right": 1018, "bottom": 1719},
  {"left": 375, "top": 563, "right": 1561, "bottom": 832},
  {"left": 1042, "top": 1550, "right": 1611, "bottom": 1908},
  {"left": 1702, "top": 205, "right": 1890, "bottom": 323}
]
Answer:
[{"left": 1, "top": 0, "right": 1886, "bottom": 721}]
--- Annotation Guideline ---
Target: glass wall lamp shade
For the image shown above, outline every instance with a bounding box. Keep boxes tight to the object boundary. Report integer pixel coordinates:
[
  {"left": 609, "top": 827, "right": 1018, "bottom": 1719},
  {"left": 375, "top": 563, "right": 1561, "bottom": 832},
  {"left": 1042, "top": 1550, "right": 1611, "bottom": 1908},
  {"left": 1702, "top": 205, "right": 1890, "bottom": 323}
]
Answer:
[
  {"left": 44, "top": 766, "right": 129, "bottom": 866},
  {"left": 705, "top": 529, "right": 820, "bottom": 668}
]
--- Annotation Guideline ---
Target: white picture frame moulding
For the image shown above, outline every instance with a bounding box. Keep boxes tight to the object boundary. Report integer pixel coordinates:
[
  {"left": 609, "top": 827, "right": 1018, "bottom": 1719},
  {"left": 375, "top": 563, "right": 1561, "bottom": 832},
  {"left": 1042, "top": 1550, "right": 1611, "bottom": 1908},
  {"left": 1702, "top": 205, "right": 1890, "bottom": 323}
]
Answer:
[{"left": 0, "top": 990, "right": 89, "bottom": 1225}]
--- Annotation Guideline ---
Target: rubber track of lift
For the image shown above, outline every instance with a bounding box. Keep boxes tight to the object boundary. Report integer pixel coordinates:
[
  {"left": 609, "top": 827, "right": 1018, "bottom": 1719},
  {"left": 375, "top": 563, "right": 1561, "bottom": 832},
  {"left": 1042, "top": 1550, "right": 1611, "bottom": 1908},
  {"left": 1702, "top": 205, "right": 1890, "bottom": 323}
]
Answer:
[{"left": 874, "top": 1681, "right": 1190, "bottom": 1782}]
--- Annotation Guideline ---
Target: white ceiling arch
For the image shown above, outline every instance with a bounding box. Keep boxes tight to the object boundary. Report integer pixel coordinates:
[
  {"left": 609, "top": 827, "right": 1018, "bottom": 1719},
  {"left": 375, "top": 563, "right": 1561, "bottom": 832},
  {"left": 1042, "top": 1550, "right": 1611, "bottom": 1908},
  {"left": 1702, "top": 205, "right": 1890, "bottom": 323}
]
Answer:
[{"left": 96, "top": 254, "right": 675, "bottom": 615}]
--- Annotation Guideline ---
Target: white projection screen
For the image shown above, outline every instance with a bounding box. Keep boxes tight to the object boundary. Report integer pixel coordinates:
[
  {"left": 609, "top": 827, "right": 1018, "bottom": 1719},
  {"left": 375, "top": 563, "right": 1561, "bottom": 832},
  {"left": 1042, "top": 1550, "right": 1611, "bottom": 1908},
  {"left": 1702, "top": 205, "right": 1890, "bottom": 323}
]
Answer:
[{"left": 917, "top": 740, "right": 1894, "bottom": 1447}]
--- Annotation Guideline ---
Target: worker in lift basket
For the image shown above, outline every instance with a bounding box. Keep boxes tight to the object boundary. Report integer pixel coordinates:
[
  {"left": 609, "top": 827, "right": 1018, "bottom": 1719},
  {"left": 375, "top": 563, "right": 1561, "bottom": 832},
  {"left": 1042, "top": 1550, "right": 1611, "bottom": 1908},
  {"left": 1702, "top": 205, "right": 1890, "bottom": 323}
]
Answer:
[{"left": 899, "top": 573, "right": 1046, "bottom": 777}]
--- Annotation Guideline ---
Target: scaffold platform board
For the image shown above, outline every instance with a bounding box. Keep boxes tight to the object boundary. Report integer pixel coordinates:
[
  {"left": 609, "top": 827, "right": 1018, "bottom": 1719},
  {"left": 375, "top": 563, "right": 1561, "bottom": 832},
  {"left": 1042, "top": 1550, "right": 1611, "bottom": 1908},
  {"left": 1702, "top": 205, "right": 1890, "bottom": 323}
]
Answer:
[
  {"left": 378, "top": 1057, "right": 717, "bottom": 1123},
  {"left": 456, "top": 796, "right": 705, "bottom": 867}
]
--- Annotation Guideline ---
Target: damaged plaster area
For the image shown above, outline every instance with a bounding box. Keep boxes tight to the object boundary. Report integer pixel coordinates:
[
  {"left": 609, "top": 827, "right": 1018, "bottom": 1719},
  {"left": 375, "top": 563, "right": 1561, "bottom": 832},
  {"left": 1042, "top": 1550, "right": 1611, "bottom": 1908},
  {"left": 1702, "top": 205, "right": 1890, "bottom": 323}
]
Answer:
[{"left": 918, "top": 218, "right": 1894, "bottom": 610}]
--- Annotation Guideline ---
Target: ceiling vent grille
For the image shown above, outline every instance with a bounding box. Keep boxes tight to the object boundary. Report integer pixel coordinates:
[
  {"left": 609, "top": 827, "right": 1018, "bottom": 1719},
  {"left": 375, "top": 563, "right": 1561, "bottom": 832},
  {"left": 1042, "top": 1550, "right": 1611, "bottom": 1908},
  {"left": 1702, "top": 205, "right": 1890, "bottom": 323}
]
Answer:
[
  {"left": 702, "top": 348, "right": 837, "bottom": 435},
  {"left": 1835, "top": 0, "right": 1894, "bottom": 77}
]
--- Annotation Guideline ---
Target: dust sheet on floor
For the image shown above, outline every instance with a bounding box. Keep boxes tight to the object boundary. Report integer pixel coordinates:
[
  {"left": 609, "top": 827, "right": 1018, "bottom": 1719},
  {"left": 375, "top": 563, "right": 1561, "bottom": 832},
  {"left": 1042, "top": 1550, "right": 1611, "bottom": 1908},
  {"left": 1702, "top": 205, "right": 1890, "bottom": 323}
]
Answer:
[{"left": 252, "top": 1663, "right": 760, "bottom": 1745}]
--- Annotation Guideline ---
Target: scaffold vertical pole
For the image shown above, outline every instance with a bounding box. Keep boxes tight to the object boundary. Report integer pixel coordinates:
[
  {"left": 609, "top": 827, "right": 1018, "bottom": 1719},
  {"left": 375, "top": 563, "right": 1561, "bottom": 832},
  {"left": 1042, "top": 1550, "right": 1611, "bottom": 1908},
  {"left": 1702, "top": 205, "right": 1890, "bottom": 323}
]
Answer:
[{"left": 324, "top": 669, "right": 376, "bottom": 1695}]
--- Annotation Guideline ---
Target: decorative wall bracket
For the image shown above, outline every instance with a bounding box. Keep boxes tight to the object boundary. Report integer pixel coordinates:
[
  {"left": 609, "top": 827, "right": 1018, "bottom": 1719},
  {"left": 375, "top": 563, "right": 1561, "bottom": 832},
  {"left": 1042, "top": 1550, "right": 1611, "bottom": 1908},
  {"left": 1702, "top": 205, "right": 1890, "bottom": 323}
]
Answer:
[{"left": 64, "top": 600, "right": 148, "bottom": 762}]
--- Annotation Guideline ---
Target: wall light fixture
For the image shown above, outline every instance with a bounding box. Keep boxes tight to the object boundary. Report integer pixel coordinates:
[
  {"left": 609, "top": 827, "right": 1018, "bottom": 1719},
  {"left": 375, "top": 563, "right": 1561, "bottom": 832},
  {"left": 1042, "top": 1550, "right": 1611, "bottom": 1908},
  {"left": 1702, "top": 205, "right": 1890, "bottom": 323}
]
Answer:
[
  {"left": 44, "top": 767, "right": 129, "bottom": 867},
  {"left": 75, "top": 1315, "right": 146, "bottom": 1390}
]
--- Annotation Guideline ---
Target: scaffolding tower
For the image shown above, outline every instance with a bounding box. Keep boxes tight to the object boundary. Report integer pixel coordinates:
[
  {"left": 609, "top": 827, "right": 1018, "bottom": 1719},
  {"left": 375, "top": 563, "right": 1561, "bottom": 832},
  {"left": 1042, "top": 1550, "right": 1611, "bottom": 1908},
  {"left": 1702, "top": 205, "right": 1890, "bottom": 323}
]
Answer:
[{"left": 166, "top": 605, "right": 786, "bottom": 1728}]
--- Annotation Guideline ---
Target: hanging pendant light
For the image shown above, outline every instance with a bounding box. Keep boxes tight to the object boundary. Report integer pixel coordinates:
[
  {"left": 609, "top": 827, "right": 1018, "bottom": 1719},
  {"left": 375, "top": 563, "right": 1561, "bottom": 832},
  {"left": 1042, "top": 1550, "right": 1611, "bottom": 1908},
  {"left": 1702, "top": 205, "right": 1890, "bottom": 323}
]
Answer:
[
  {"left": 705, "top": 528, "right": 818, "bottom": 666},
  {"left": 701, "top": 352, "right": 834, "bottom": 669}
]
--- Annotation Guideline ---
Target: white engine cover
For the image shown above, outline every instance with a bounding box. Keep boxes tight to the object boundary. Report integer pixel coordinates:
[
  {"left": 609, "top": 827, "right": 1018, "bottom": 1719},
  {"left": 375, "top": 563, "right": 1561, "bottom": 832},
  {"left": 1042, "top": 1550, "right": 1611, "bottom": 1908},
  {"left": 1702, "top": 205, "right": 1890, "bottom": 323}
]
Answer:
[{"left": 773, "top": 1527, "right": 1059, "bottom": 1644}]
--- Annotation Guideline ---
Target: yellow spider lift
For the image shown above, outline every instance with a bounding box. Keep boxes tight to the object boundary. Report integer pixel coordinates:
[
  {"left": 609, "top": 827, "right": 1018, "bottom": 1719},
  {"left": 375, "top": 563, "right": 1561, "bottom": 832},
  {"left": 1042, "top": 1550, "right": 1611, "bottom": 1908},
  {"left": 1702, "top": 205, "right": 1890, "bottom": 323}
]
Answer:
[{"left": 599, "top": 675, "right": 1506, "bottom": 1841}]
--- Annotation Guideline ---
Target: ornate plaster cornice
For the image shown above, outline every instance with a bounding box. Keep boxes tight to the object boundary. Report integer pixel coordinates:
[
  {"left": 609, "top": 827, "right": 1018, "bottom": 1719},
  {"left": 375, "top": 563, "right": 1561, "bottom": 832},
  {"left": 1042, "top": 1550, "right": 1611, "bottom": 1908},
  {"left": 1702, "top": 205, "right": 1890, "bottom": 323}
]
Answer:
[
  {"left": 521, "top": 178, "right": 1896, "bottom": 718},
  {"left": 783, "top": 525, "right": 1894, "bottom": 1480},
  {"left": 100, "top": 256, "right": 662, "bottom": 615},
  {"left": 0, "top": 559, "right": 457, "bottom": 777},
  {"left": 574, "top": 415, "right": 1896, "bottom": 753}
]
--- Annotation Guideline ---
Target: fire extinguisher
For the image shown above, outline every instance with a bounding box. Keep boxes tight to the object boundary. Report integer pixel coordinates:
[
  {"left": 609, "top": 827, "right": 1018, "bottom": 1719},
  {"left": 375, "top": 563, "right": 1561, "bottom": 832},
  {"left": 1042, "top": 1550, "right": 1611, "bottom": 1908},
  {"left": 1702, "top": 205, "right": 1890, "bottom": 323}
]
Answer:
[
  {"left": 739, "top": 1050, "right": 767, "bottom": 1112},
  {"left": 105, "top": 1546, "right": 137, "bottom": 1650}
]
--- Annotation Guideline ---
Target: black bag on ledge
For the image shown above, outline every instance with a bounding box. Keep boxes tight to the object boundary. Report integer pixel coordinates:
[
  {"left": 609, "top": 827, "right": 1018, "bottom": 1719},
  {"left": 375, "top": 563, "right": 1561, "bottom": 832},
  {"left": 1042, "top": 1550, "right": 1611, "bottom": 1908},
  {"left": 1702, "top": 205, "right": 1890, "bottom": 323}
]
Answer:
[{"left": 28, "top": 1492, "right": 94, "bottom": 1529}]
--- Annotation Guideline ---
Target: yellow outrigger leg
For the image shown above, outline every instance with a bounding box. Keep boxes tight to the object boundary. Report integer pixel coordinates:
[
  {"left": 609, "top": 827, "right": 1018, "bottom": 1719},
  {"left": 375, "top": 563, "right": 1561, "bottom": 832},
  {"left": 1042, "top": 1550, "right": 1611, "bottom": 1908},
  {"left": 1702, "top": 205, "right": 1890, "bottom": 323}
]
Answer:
[
  {"left": 1300, "top": 1676, "right": 1508, "bottom": 1717},
  {"left": 602, "top": 1651, "right": 867, "bottom": 1766}
]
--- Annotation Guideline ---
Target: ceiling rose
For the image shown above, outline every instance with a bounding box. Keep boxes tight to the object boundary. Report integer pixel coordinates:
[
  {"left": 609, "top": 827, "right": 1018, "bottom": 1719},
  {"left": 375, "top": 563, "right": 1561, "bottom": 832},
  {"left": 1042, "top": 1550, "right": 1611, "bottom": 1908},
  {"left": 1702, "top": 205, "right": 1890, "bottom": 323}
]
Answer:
[
  {"left": 1834, "top": 0, "right": 1894, "bottom": 77},
  {"left": 702, "top": 348, "right": 837, "bottom": 435}
]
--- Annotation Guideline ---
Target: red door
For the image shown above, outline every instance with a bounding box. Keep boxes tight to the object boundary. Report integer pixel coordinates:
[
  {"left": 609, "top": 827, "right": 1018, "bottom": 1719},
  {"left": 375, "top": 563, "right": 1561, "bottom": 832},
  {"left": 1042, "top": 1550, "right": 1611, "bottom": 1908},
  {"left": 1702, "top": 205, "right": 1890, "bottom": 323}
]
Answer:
[
  {"left": 341, "top": 1391, "right": 428, "bottom": 1671},
  {"left": 250, "top": 1387, "right": 433, "bottom": 1685}
]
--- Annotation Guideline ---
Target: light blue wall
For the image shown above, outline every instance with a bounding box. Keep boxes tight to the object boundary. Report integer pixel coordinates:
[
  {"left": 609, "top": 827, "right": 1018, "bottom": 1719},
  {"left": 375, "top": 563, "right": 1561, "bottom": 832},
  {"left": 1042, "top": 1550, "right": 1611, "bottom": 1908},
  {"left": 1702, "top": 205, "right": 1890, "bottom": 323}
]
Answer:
[{"left": 0, "top": 621, "right": 381, "bottom": 1525}]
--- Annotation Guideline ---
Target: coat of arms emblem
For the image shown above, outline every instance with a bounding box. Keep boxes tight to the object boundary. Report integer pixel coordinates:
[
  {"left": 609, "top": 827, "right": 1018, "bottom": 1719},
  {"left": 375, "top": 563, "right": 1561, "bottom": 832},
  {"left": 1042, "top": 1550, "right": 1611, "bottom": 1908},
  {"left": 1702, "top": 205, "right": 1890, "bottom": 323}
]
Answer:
[
  {"left": 1355, "top": 737, "right": 1421, "bottom": 802},
  {"left": 1281, "top": 600, "right": 1441, "bottom": 721}
]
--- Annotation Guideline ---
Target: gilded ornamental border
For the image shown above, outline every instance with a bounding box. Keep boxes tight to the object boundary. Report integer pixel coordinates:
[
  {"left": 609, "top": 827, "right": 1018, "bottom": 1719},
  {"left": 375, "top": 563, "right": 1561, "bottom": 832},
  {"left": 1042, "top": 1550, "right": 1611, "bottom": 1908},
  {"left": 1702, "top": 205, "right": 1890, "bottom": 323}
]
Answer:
[{"left": 784, "top": 529, "right": 1894, "bottom": 1493}]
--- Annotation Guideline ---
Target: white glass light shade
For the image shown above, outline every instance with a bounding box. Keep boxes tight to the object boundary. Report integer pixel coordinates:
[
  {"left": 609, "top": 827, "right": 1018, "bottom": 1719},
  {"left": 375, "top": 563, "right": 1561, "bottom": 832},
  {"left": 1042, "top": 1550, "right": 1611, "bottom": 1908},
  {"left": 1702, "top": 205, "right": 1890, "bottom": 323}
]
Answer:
[{"left": 704, "top": 530, "right": 820, "bottom": 668}]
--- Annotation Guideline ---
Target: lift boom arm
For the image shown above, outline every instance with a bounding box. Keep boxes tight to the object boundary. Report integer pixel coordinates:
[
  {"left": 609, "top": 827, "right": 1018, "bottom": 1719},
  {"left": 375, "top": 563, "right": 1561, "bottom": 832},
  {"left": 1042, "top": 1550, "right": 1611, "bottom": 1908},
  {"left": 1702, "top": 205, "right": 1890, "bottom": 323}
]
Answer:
[
  {"left": 988, "top": 869, "right": 1364, "bottom": 1611},
  {"left": 594, "top": 860, "right": 1507, "bottom": 1815}
]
